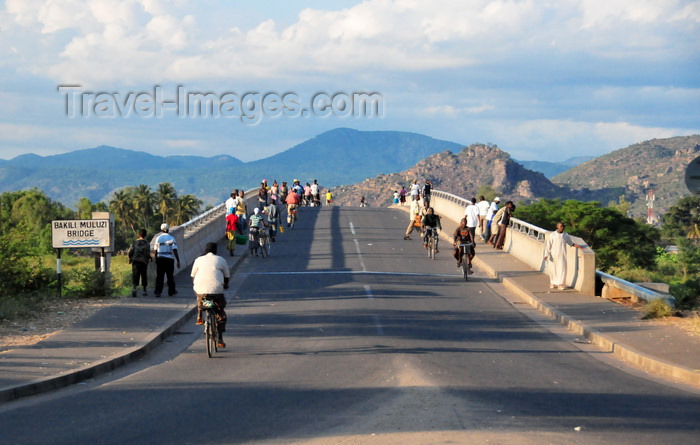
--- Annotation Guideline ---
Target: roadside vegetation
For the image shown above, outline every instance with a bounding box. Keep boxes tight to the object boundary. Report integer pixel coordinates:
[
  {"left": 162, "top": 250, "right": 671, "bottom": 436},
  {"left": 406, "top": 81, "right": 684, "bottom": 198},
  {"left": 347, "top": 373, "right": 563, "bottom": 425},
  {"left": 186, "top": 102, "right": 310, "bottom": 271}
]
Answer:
[
  {"left": 514, "top": 196, "right": 700, "bottom": 313},
  {"left": 0, "top": 185, "right": 202, "bottom": 322}
]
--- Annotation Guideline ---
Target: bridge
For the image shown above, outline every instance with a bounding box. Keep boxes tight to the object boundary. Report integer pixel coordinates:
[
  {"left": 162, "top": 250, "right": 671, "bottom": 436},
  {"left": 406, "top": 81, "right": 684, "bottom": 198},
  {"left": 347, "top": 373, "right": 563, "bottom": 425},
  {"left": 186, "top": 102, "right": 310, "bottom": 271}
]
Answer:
[{"left": 1, "top": 190, "right": 699, "bottom": 443}]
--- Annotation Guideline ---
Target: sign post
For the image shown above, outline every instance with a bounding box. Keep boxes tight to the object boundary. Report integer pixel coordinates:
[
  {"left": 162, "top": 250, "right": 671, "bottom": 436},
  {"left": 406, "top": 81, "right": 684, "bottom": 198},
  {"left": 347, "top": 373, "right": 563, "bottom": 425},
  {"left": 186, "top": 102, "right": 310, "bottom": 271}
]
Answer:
[{"left": 52, "top": 219, "right": 112, "bottom": 297}]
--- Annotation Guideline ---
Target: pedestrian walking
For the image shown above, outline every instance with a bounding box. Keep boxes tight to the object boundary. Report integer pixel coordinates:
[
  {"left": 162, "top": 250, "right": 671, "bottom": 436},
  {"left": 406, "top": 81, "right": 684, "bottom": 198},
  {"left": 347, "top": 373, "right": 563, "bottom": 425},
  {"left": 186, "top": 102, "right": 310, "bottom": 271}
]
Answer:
[
  {"left": 404, "top": 196, "right": 422, "bottom": 240},
  {"left": 464, "top": 198, "right": 479, "bottom": 240},
  {"left": 127, "top": 229, "right": 151, "bottom": 297},
  {"left": 153, "top": 223, "right": 181, "bottom": 297},
  {"left": 225, "top": 209, "right": 239, "bottom": 256},
  {"left": 483, "top": 197, "right": 500, "bottom": 242}
]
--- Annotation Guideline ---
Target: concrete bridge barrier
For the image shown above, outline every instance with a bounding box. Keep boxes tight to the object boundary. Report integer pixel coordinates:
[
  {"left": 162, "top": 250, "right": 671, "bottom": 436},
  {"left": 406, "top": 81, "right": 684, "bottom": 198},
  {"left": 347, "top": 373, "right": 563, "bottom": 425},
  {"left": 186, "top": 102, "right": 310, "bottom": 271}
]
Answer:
[
  {"left": 429, "top": 190, "right": 596, "bottom": 296},
  {"left": 149, "top": 188, "right": 261, "bottom": 276}
]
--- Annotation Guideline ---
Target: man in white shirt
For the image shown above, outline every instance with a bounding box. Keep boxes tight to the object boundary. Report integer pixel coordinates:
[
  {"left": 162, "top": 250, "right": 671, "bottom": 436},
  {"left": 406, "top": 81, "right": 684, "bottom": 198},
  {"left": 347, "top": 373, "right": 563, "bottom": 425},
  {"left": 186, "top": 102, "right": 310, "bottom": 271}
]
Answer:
[
  {"left": 153, "top": 223, "right": 181, "bottom": 298},
  {"left": 192, "top": 242, "right": 230, "bottom": 348},
  {"left": 484, "top": 197, "right": 500, "bottom": 243},
  {"left": 464, "top": 198, "right": 480, "bottom": 240},
  {"left": 310, "top": 180, "right": 320, "bottom": 206},
  {"left": 225, "top": 191, "right": 237, "bottom": 215},
  {"left": 409, "top": 180, "right": 421, "bottom": 200},
  {"left": 476, "top": 195, "right": 490, "bottom": 239}
]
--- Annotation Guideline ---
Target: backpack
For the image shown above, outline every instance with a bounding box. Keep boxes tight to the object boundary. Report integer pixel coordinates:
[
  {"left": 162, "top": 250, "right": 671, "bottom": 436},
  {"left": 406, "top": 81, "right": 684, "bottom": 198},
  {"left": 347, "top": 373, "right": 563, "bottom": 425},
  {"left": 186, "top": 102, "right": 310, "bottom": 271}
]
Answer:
[{"left": 131, "top": 239, "right": 151, "bottom": 263}]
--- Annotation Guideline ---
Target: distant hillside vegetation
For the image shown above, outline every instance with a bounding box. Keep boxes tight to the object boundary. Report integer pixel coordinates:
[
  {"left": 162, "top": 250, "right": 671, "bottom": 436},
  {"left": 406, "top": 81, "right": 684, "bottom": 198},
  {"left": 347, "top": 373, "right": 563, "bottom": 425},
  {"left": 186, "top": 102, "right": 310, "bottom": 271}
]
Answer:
[
  {"left": 331, "top": 143, "right": 566, "bottom": 207},
  {"left": 552, "top": 135, "right": 700, "bottom": 219},
  {"left": 0, "top": 128, "right": 461, "bottom": 207}
]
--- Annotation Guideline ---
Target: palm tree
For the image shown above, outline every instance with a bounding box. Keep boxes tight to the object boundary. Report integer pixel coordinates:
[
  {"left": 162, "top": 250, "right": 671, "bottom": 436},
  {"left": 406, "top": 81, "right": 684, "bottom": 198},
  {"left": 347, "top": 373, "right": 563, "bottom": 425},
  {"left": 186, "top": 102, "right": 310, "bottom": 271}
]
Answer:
[
  {"left": 132, "top": 184, "right": 154, "bottom": 230},
  {"left": 171, "top": 194, "right": 203, "bottom": 225},
  {"left": 155, "top": 182, "right": 177, "bottom": 223},
  {"left": 109, "top": 189, "right": 137, "bottom": 234}
]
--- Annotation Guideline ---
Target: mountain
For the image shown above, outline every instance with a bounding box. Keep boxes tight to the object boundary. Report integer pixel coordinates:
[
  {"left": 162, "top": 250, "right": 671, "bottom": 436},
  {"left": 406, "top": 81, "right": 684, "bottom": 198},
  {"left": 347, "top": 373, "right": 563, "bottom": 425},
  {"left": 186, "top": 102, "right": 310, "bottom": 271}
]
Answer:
[
  {"left": 331, "top": 143, "right": 565, "bottom": 207},
  {"left": 516, "top": 156, "right": 595, "bottom": 178},
  {"left": 552, "top": 135, "right": 700, "bottom": 219},
  {"left": 0, "top": 128, "right": 461, "bottom": 207}
]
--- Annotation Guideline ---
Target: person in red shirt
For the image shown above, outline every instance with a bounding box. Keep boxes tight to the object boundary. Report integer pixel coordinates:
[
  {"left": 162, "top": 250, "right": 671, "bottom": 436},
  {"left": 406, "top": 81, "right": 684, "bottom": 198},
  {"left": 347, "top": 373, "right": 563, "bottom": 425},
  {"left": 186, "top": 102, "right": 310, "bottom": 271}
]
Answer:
[
  {"left": 286, "top": 189, "right": 301, "bottom": 226},
  {"left": 225, "top": 208, "right": 239, "bottom": 256}
]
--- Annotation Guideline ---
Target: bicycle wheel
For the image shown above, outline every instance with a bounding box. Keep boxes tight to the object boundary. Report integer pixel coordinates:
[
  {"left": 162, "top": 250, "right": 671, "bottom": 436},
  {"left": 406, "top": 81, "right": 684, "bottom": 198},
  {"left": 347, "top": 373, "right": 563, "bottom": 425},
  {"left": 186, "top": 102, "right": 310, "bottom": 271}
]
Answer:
[
  {"left": 211, "top": 312, "right": 219, "bottom": 353},
  {"left": 430, "top": 238, "right": 435, "bottom": 260},
  {"left": 260, "top": 238, "right": 267, "bottom": 258},
  {"left": 205, "top": 316, "right": 213, "bottom": 358},
  {"left": 461, "top": 254, "right": 469, "bottom": 281},
  {"left": 265, "top": 237, "right": 271, "bottom": 255}
]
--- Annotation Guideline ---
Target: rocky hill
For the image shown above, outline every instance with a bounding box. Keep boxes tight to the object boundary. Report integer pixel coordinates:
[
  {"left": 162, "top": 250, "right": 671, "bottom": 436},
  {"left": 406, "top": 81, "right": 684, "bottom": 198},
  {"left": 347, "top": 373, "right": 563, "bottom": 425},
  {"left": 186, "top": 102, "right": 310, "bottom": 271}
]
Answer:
[
  {"left": 552, "top": 135, "right": 700, "bottom": 219},
  {"left": 331, "top": 144, "right": 565, "bottom": 206}
]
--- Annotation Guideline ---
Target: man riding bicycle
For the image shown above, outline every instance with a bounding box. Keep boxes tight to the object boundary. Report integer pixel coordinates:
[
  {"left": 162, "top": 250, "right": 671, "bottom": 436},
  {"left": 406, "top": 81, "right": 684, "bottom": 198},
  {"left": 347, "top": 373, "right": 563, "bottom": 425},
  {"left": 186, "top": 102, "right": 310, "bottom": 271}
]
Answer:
[
  {"left": 422, "top": 207, "right": 442, "bottom": 253},
  {"left": 453, "top": 217, "right": 475, "bottom": 274},
  {"left": 192, "top": 242, "right": 229, "bottom": 348},
  {"left": 285, "top": 187, "right": 301, "bottom": 226}
]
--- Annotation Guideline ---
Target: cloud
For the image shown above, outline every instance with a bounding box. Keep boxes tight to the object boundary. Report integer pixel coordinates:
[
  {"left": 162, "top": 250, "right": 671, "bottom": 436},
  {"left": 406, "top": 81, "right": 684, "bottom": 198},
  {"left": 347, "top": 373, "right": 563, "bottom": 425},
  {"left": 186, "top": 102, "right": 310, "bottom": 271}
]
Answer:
[{"left": 3, "top": 0, "right": 696, "bottom": 84}]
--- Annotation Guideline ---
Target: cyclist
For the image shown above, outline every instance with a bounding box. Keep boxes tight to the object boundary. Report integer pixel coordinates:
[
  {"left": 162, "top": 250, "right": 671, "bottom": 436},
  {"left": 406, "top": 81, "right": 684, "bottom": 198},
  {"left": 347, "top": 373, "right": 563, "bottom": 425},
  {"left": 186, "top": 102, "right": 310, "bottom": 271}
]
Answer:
[
  {"left": 422, "top": 207, "right": 442, "bottom": 253},
  {"left": 285, "top": 187, "right": 301, "bottom": 226},
  {"left": 311, "top": 180, "right": 320, "bottom": 206},
  {"left": 326, "top": 190, "right": 333, "bottom": 206},
  {"left": 304, "top": 183, "right": 312, "bottom": 206},
  {"left": 248, "top": 208, "right": 267, "bottom": 255},
  {"left": 453, "top": 217, "right": 475, "bottom": 273},
  {"left": 292, "top": 179, "right": 304, "bottom": 198},
  {"left": 192, "top": 242, "right": 229, "bottom": 348},
  {"left": 225, "top": 208, "right": 239, "bottom": 256},
  {"left": 258, "top": 180, "right": 268, "bottom": 206}
]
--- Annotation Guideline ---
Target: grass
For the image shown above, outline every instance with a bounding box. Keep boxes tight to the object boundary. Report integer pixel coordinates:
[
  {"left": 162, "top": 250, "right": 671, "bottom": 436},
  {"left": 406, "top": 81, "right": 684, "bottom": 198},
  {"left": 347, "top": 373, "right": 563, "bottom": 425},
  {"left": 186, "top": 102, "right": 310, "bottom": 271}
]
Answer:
[
  {"left": 642, "top": 299, "right": 675, "bottom": 319},
  {"left": 1, "top": 252, "right": 132, "bottom": 322}
]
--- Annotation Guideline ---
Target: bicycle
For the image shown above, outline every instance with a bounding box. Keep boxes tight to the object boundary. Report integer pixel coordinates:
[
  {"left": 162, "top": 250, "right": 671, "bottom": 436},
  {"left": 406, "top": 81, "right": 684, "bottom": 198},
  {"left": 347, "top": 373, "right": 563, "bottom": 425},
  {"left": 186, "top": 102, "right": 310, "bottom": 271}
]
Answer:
[
  {"left": 249, "top": 227, "right": 260, "bottom": 256},
  {"left": 424, "top": 227, "right": 438, "bottom": 260},
  {"left": 287, "top": 205, "right": 298, "bottom": 229},
  {"left": 201, "top": 297, "right": 219, "bottom": 358},
  {"left": 259, "top": 228, "right": 271, "bottom": 257},
  {"left": 457, "top": 243, "right": 474, "bottom": 281}
]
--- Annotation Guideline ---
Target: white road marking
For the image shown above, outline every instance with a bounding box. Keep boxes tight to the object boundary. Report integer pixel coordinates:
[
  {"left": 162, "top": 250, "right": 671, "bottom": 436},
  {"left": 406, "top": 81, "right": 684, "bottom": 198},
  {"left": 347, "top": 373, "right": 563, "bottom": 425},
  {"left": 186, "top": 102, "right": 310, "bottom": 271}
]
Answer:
[
  {"left": 353, "top": 238, "right": 367, "bottom": 272},
  {"left": 349, "top": 221, "right": 356, "bottom": 235},
  {"left": 242, "top": 270, "right": 460, "bottom": 277},
  {"left": 363, "top": 284, "right": 384, "bottom": 336}
]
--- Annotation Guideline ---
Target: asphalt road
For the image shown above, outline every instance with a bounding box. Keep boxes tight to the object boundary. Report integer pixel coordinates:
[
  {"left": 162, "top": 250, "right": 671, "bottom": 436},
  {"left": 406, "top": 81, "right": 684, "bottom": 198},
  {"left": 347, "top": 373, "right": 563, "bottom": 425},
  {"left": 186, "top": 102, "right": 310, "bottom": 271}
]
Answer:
[{"left": 1, "top": 206, "right": 699, "bottom": 444}]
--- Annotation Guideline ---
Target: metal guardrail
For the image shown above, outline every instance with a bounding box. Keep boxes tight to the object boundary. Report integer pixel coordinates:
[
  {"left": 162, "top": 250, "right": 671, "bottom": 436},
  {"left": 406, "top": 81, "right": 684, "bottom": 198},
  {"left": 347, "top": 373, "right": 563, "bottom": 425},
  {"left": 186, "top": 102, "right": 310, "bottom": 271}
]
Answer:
[
  {"left": 596, "top": 270, "right": 676, "bottom": 307},
  {"left": 433, "top": 190, "right": 549, "bottom": 242},
  {"left": 510, "top": 217, "right": 549, "bottom": 241},
  {"left": 179, "top": 187, "right": 260, "bottom": 236},
  {"left": 431, "top": 190, "right": 469, "bottom": 207}
]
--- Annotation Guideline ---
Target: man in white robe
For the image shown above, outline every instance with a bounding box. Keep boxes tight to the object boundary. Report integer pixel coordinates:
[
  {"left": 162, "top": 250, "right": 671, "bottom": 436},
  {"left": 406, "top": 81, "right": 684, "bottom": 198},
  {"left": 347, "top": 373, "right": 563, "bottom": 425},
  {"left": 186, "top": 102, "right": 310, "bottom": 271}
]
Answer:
[{"left": 544, "top": 222, "right": 584, "bottom": 290}]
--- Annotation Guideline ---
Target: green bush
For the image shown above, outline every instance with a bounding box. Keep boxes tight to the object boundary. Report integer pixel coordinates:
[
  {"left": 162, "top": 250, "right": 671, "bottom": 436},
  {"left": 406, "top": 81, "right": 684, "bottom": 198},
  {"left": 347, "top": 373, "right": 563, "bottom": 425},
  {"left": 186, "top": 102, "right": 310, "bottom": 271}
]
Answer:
[
  {"left": 643, "top": 299, "right": 675, "bottom": 319},
  {"left": 669, "top": 278, "right": 700, "bottom": 310},
  {"left": 66, "top": 267, "right": 114, "bottom": 298}
]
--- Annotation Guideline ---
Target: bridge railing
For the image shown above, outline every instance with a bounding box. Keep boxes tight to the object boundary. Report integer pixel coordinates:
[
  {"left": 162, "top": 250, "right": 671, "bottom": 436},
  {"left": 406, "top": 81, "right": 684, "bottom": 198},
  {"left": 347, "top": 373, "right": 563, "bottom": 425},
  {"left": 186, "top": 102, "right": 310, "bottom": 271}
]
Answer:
[
  {"left": 430, "top": 190, "right": 596, "bottom": 295},
  {"left": 151, "top": 188, "right": 260, "bottom": 274}
]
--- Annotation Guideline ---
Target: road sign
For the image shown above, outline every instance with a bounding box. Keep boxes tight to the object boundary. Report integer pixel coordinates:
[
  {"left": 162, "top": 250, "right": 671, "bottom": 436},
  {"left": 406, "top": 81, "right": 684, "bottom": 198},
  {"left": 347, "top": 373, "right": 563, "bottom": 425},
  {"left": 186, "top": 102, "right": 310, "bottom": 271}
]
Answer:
[
  {"left": 686, "top": 155, "right": 700, "bottom": 196},
  {"left": 52, "top": 219, "right": 111, "bottom": 248}
]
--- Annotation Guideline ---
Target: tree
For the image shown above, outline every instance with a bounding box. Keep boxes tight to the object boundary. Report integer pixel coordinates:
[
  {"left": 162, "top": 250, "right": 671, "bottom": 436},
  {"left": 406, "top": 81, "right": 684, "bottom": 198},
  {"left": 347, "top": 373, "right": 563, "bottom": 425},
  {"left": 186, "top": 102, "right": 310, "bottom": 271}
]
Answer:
[
  {"left": 109, "top": 189, "right": 137, "bottom": 235},
  {"left": 662, "top": 196, "right": 700, "bottom": 241},
  {"left": 608, "top": 194, "right": 630, "bottom": 217},
  {"left": 171, "top": 194, "right": 202, "bottom": 225},
  {"left": 155, "top": 182, "right": 177, "bottom": 223},
  {"left": 514, "top": 199, "right": 660, "bottom": 271},
  {"left": 476, "top": 185, "right": 500, "bottom": 202},
  {"left": 132, "top": 184, "right": 154, "bottom": 230}
]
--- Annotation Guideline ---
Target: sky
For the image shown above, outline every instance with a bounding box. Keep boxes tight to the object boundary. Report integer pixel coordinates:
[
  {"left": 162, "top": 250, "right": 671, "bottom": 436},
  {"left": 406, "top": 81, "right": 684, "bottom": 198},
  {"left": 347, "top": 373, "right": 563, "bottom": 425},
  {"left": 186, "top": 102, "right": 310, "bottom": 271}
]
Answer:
[{"left": 0, "top": 0, "right": 698, "bottom": 162}]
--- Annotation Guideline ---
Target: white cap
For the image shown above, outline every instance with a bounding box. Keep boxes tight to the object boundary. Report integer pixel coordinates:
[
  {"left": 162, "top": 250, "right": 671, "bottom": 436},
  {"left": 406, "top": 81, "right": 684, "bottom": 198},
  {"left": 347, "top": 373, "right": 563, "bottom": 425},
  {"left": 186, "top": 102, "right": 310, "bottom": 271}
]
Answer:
[
  {"left": 494, "top": 197, "right": 500, "bottom": 202},
  {"left": 160, "top": 223, "right": 170, "bottom": 231},
  {"left": 253, "top": 208, "right": 260, "bottom": 214}
]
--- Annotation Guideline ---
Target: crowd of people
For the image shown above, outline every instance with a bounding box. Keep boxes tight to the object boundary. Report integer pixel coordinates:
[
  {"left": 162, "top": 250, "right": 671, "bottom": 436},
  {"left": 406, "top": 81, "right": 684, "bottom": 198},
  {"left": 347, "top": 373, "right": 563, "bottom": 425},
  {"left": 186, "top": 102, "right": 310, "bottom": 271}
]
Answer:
[{"left": 399, "top": 180, "right": 519, "bottom": 272}]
